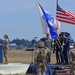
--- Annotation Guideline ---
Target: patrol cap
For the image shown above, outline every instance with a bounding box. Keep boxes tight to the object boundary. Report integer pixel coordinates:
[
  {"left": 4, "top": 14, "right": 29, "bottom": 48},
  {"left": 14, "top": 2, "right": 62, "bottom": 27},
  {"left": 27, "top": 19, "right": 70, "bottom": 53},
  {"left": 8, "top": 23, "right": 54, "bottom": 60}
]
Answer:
[
  {"left": 38, "top": 42, "right": 46, "bottom": 48},
  {"left": 60, "top": 32, "right": 65, "bottom": 35},
  {"left": 65, "top": 32, "right": 70, "bottom": 36}
]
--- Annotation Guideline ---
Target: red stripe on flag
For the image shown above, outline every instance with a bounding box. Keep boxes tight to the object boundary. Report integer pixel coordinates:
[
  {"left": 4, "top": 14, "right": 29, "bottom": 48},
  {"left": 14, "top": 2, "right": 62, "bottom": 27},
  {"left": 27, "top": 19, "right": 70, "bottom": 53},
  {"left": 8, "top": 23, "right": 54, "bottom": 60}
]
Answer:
[
  {"left": 56, "top": 15, "right": 75, "bottom": 22},
  {"left": 57, "top": 19, "right": 75, "bottom": 25},
  {"left": 56, "top": 4, "right": 75, "bottom": 25}
]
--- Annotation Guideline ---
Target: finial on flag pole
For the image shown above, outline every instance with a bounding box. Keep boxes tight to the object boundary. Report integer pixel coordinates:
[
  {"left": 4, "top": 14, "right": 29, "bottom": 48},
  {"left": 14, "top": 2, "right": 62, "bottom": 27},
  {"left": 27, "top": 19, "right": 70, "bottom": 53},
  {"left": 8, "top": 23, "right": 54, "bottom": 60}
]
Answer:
[
  {"left": 56, "top": 0, "right": 58, "bottom": 12},
  {"left": 57, "top": 0, "right": 58, "bottom": 4}
]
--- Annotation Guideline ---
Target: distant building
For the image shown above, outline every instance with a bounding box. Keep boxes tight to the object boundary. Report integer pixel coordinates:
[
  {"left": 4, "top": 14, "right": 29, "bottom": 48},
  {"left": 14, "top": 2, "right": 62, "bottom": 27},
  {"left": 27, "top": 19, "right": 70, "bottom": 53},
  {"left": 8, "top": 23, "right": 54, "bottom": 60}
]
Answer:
[{"left": 9, "top": 43, "right": 17, "bottom": 50}]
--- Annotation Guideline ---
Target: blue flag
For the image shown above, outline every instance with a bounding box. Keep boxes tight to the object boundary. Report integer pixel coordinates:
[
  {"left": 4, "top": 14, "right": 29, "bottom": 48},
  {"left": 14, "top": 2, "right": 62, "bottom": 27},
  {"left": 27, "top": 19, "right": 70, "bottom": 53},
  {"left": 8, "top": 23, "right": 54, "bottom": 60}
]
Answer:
[{"left": 37, "top": 3, "right": 58, "bottom": 39}]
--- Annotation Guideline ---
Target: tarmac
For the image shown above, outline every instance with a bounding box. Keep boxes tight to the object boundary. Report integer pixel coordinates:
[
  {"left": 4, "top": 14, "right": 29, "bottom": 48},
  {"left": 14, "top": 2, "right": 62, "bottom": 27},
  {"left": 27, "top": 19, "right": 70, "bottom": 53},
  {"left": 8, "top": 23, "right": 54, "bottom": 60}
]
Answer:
[{"left": 0, "top": 63, "right": 30, "bottom": 75}]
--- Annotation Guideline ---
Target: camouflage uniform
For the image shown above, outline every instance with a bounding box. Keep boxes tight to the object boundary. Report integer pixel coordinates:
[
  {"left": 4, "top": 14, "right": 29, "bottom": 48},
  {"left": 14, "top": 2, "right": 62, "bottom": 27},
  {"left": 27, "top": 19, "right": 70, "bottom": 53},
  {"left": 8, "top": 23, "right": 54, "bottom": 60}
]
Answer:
[
  {"left": 35, "top": 42, "right": 47, "bottom": 75},
  {"left": 3, "top": 35, "right": 9, "bottom": 63},
  {"left": 69, "top": 48, "right": 75, "bottom": 69},
  {"left": 34, "top": 51, "right": 38, "bottom": 65},
  {"left": 40, "top": 34, "right": 53, "bottom": 63},
  {"left": 69, "top": 44, "right": 75, "bottom": 75}
]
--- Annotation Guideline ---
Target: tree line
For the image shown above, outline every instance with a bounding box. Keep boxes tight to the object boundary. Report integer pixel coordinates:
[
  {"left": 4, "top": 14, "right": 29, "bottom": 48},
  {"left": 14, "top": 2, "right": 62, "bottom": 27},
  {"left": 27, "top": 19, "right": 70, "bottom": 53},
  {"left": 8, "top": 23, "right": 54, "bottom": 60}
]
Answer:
[
  {"left": 0, "top": 38, "right": 40, "bottom": 48},
  {"left": 0, "top": 37, "right": 74, "bottom": 47}
]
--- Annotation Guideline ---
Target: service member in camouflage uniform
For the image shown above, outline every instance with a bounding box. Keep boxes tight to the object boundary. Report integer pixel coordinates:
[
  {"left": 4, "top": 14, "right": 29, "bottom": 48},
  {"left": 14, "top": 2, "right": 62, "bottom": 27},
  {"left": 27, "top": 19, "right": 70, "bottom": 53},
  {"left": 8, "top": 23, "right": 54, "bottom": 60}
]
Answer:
[
  {"left": 69, "top": 43, "right": 75, "bottom": 74},
  {"left": 3, "top": 34, "right": 9, "bottom": 64},
  {"left": 34, "top": 51, "right": 38, "bottom": 65},
  {"left": 40, "top": 34, "right": 53, "bottom": 63},
  {"left": 36, "top": 42, "right": 47, "bottom": 75}
]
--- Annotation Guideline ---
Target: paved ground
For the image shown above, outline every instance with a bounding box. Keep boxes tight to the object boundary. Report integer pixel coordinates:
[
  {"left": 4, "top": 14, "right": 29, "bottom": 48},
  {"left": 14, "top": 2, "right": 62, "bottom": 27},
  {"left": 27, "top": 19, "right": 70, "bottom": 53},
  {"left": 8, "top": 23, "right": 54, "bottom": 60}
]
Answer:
[{"left": 0, "top": 63, "right": 29, "bottom": 75}]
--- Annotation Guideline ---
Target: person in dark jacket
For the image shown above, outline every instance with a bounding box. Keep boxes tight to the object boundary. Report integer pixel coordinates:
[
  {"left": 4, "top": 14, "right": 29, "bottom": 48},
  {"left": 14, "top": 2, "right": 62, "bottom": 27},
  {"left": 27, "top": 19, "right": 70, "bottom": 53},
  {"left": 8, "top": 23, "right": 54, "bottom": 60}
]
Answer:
[
  {"left": 62, "top": 32, "right": 71, "bottom": 64},
  {"left": 53, "top": 36, "right": 63, "bottom": 64}
]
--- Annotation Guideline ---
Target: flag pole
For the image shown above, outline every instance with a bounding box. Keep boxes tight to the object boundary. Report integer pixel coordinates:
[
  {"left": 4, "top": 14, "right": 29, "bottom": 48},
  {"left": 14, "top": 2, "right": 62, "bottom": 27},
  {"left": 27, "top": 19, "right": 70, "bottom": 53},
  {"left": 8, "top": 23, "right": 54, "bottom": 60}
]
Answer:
[
  {"left": 56, "top": 0, "right": 58, "bottom": 12},
  {"left": 57, "top": 0, "right": 58, "bottom": 5},
  {"left": 36, "top": 3, "right": 46, "bottom": 34},
  {"left": 55, "top": 0, "right": 62, "bottom": 48}
]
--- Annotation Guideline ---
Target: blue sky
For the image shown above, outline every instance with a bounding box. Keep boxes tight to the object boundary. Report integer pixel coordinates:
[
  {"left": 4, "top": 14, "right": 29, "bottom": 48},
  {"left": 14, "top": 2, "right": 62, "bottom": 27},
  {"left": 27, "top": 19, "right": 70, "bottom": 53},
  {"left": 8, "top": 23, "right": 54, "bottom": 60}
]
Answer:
[{"left": 0, "top": 0, "right": 75, "bottom": 41}]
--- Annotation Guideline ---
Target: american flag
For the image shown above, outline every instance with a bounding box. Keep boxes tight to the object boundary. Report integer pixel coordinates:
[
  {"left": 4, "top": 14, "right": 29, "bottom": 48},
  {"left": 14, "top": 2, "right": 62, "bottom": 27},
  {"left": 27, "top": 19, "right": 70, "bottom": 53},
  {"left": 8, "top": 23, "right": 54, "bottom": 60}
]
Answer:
[{"left": 56, "top": 4, "right": 75, "bottom": 25}]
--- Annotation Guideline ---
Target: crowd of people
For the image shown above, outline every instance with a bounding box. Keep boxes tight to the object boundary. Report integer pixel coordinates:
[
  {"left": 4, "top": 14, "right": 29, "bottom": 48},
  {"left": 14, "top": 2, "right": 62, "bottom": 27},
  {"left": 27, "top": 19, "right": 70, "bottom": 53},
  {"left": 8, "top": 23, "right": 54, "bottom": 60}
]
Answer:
[{"left": 34, "top": 32, "right": 75, "bottom": 75}]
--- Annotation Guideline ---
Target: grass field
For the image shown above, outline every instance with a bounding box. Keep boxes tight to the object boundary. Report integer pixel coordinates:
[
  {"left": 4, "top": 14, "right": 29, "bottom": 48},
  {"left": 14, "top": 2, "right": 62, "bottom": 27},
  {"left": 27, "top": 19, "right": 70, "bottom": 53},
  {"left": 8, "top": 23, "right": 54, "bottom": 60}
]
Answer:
[
  {"left": 6, "top": 49, "right": 56, "bottom": 64},
  {"left": 7, "top": 49, "right": 34, "bottom": 63}
]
